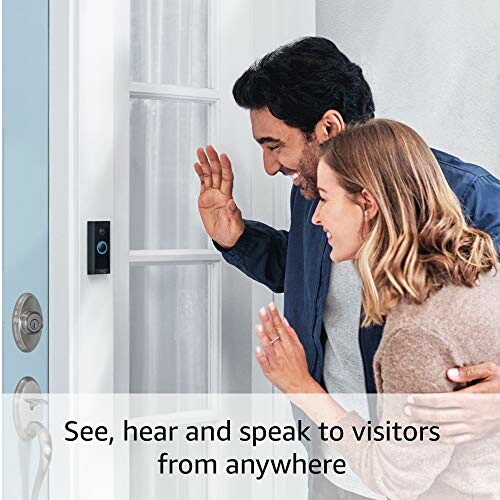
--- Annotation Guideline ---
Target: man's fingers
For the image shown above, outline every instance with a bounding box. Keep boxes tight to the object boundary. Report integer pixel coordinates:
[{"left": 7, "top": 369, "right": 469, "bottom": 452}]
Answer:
[
  {"left": 220, "top": 153, "right": 234, "bottom": 197},
  {"left": 197, "top": 147, "right": 213, "bottom": 189},
  {"left": 448, "top": 362, "right": 498, "bottom": 384},
  {"left": 206, "top": 145, "right": 222, "bottom": 190},
  {"left": 455, "top": 381, "right": 496, "bottom": 394},
  {"left": 405, "top": 405, "right": 466, "bottom": 423},
  {"left": 193, "top": 162, "right": 205, "bottom": 193},
  {"left": 440, "top": 433, "right": 476, "bottom": 445},
  {"left": 407, "top": 393, "right": 465, "bottom": 409},
  {"left": 439, "top": 422, "right": 470, "bottom": 437}
]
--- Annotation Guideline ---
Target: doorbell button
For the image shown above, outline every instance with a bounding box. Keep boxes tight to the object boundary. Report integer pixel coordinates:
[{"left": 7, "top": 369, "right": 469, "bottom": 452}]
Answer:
[{"left": 96, "top": 241, "right": 108, "bottom": 255}]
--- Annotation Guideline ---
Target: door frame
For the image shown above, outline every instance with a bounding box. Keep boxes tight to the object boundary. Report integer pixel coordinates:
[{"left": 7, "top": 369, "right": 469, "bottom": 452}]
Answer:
[
  {"left": 49, "top": 0, "right": 123, "bottom": 396},
  {"left": 49, "top": 0, "right": 126, "bottom": 498}
]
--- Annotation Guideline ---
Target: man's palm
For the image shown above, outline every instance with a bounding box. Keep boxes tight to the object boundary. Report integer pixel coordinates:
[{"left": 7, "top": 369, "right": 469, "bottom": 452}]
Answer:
[
  {"left": 194, "top": 146, "right": 244, "bottom": 249},
  {"left": 198, "top": 187, "right": 232, "bottom": 239}
]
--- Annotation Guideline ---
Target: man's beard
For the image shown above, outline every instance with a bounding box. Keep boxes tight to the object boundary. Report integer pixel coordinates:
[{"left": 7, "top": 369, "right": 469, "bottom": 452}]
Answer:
[{"left": 296, "top": 140, "right": 320, "bottom": 199}]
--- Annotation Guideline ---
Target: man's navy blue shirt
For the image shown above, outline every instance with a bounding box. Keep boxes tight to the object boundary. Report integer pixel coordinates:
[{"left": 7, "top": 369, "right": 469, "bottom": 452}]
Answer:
[{"left": 218, "top": 149, "right": 500, "bottom": 392}]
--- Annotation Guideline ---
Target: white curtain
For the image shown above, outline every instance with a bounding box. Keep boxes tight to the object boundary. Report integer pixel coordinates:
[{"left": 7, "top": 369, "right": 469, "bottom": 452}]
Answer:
[
  {"left": 131, "top": 0, "right": 208, "bottom": 87},
  {"left": 129, "top": 264, "right": 208, "bottom": 395},
  {"left": 130, "top": 98, "right": 208, "bottom": 251}
]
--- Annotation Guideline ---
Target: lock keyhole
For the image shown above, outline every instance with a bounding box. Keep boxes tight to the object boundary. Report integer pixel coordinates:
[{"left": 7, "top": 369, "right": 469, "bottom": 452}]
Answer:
[{"left": 22, "top": 311, "right": 43, "bottom": 335}]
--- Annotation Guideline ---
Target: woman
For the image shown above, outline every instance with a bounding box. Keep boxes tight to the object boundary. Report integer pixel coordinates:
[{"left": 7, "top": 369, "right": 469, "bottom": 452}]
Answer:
[{"left": 254, "top": 119, "right": 499, "bottom": 499}]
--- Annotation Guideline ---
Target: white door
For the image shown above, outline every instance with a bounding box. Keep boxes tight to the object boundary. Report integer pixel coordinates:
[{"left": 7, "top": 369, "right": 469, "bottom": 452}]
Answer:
[{"left": 48, "top": 1, "right": 315, "bottom": 498}]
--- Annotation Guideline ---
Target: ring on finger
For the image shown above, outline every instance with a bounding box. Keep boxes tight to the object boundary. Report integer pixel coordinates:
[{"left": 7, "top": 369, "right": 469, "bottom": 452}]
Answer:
[{"left": 270, "top": 336, "right": 280, "bottom": 344}]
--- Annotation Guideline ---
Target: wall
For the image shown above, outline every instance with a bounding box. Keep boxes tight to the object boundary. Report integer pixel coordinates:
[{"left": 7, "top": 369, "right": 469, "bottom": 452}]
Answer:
[{"left": 317, "top": 0, "right": 500, "bottom": 177}]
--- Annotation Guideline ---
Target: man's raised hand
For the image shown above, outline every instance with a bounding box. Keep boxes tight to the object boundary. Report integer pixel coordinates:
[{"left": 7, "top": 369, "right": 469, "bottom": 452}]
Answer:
[{"left": 194, "top": 145, "right": 244, "bottom": 249}]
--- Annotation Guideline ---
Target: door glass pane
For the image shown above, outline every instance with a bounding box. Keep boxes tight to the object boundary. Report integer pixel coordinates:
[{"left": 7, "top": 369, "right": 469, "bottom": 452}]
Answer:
[
  {"left": 131, "top": 0, "right": 209, "bottom": 87},
  {"left": 130, "top": 98, "right": 209, "bottom": 250},
  {"left": 130, "top": 263, "right": 210, "bottom": 394}
]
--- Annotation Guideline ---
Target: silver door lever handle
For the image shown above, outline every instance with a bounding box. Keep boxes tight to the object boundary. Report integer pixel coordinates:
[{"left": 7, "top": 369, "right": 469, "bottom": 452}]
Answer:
[
  {"left": 26, "top": 421, "right": 53, "bottom": 500},
  {"left": 25, "top": 398, "right": 48, "bottom": 411},
  {"left": 13, "top": 377, "right": 53, "bottom": 500}
]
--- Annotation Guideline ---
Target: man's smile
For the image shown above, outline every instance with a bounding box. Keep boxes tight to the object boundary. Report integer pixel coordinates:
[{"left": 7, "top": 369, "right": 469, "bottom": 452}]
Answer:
[{"left": 279, "top": 167, "right": 303, "bottom": 186}]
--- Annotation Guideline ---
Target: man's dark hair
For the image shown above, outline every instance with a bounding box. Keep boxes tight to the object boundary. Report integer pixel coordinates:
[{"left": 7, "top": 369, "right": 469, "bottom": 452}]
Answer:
[{"left": 232, "top": 37, "right": 375, "bottom": 135}]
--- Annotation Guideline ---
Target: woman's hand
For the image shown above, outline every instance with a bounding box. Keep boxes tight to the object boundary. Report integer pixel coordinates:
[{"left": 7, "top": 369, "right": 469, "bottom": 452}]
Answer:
[
  {"left": 254, "top": 303, "right": 321, "bottom": 395},
  {"left": 254, "top": 303, "right": 347, "bottom": 425}
]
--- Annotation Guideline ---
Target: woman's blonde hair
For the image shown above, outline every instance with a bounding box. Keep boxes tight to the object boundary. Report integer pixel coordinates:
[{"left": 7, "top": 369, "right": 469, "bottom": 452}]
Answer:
[{"left": 319, "top": 118, "right": 498, "bottom": 326}]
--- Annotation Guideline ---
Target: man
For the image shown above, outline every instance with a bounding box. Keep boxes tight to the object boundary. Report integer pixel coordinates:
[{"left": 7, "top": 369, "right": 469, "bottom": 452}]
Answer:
[{"left": 194, "top": 37, "right": 500, "bottom": 498}]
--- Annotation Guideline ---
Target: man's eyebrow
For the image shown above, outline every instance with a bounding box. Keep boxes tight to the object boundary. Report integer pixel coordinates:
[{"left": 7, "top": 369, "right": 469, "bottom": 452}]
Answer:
[{"left": 255, "top": 136, "right": 281, "bottom": 145}]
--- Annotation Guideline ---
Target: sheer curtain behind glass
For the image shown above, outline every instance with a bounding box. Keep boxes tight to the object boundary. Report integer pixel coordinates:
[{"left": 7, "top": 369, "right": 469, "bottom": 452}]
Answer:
[
  {"left": 130, "top": 264, "right": 209, "bottom": 394},
  {"left": 131, "top": 0, "right": 208, "bottom": 87},
  {"left": 130, "top": 98, "right": 208, "bottom": 250},
  {"left": 130, "top": 0, "right": 211, "bottom": 395}
]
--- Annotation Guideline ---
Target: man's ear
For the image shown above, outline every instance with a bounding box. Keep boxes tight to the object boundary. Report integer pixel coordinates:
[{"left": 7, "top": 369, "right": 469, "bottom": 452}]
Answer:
[
  {"left": 314, "top": 110, "right": 345, "bottom": 143},
  {"left": 359, "top": 188, "right": 379, "bottom": 222}
]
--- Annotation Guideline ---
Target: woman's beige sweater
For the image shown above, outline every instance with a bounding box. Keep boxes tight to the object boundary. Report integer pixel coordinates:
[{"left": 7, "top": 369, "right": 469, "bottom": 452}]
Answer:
[{"left": 334, "top": 270, "right": 500, "bottom": 499}]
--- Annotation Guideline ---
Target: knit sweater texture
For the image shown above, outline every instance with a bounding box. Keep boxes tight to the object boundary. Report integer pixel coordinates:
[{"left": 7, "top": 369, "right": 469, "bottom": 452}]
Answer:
[{"left": 333, "top": 270, "right": 500, "bottom": 499}]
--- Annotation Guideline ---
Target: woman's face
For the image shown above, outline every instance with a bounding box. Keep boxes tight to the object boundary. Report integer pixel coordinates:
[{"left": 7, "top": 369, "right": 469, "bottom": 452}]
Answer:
[{"left": 312, "top": 160, "right": 365, "bottom": 262}]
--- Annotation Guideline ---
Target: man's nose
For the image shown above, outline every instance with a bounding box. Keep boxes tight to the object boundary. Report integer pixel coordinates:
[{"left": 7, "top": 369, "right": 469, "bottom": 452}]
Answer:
[{"left": 263, "top": 150, "right": 281, "bottom": 176}]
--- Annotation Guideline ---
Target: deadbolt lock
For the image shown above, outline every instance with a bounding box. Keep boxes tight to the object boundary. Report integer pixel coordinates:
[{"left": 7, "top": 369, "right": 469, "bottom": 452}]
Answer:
[
  {"left": 12, "top": 293, "right": 44, "bottom": 352},
  {"left": 22, "top": 310, "right": 43, "bottom": 334}
]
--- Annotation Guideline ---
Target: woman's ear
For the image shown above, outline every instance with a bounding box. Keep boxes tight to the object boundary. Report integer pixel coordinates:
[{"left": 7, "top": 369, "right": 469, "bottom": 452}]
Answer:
[
  {"left": 314, "top": 110, "right": 345, "bottom": 143},
  {"left": 360, "top": 188, "right": 379, "bottom": 222}
]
